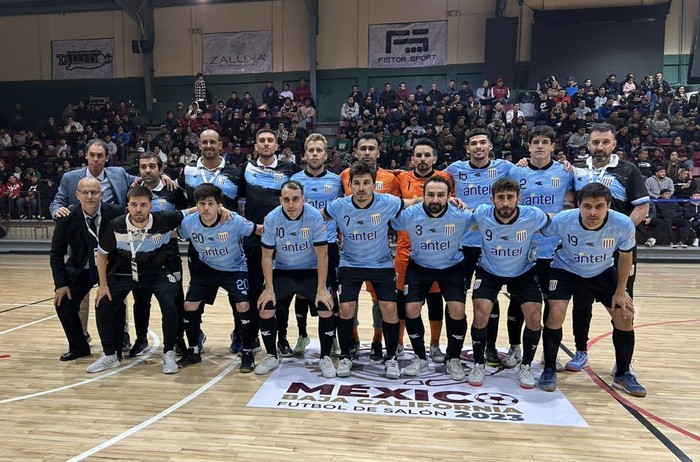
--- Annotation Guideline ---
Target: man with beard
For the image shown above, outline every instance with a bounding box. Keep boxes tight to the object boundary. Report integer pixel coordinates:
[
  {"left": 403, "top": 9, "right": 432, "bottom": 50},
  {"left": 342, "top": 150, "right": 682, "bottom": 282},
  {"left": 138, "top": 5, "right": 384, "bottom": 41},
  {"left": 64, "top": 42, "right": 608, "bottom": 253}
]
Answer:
[
  {"left": 568, "top": 124, "right": 649, "bottom": 372},
  {"left": 465, "top": 178, "right": 550, "bottom": 389}
]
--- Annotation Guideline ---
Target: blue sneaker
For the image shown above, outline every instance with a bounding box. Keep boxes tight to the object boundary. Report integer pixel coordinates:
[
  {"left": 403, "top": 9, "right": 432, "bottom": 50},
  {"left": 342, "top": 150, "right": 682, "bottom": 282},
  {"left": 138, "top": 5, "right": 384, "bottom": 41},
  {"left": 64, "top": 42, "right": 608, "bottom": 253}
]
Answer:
[
  {"left": 230, "top": 331, "right": 242, "bottom": 354},
  {"left": 197, "top": 330, "right": 207, "bottom": 354},
  {"left": 538, "top": 367, "right": 557, "bottom": 392},
  {"left": 565, "top": 350, "right": 588, "bottom": 372},
  {"left": 613, "top": 371, "right": 647, "bottom": 397}
]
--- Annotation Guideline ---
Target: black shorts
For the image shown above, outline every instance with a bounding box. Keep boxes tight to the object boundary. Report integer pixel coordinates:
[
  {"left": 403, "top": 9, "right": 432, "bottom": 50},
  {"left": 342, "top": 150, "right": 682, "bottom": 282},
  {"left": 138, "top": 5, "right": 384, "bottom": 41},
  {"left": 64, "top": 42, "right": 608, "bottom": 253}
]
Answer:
[
  {"left": 186, "top": 270, "right": 249, "bottom": 304},
  {"left": 327, "top": 243, "right": 340, "bottom": 292},
  {"left": 472, "top": 267, "right": 542, "bottom": 305},
  {"left": 461, "top": 246, "right": 482, "bottom": 286},
  {"left": 187, "top": 243, "right": 218, "bottom": 305},
  {"left": 548, "top": 266, "right": 618, "bottom": 308},
  {"left": 535, "top": 258, "right": 552, "bottom": 297},
  {"left": 269, "top": 269, "right": 334, "bottom": 314},
  {"left": 338, "top": 267, "right": 396, "bottom": 303},
  {"left": 404, "top": 260, "right": 467, "bottom": 303}
]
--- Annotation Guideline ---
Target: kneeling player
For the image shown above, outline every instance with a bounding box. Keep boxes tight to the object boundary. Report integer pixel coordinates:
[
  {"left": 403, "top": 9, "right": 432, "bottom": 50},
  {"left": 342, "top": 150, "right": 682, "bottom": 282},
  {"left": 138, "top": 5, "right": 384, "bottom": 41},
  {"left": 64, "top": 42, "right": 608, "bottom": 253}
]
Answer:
[{"left": 539, "top": 183, "right": 645, "bottom": 397}]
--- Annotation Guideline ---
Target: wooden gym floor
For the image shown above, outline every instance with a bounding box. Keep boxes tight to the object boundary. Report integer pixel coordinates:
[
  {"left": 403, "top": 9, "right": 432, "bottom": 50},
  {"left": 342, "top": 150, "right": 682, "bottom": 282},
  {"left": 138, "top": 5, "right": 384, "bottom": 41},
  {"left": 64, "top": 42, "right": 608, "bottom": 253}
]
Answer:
[{"left": 0, "top": 254, "right": 698, "bottom": 462}]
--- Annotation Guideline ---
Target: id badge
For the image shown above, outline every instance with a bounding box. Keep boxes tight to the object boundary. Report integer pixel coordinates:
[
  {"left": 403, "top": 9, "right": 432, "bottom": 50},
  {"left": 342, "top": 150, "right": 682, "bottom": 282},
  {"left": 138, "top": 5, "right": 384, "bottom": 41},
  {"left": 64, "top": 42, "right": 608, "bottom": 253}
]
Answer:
[
  {"left": 93, "top": 248, "right": 98, "bottom": 265},
  {"left": 131, "top": 260, "right": 139, "bottom": 282}
]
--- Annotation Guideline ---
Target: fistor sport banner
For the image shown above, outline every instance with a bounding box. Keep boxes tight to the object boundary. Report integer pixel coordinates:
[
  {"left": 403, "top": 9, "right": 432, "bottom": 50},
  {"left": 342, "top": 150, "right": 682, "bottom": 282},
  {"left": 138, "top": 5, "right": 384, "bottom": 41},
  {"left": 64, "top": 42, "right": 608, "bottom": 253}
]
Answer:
[{"left": 369, "top": 21, "right": 447, "bottom": 68}]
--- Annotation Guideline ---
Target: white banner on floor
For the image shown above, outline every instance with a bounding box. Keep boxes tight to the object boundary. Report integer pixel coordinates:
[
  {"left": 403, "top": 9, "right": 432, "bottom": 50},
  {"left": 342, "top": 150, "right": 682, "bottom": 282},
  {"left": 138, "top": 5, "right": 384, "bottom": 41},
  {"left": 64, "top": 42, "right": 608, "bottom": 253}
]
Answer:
[
  {"left": 52, "top": 39, "right": 115, "bottom": 80},
  {"left": 369, "top": 21, "right": 447, "bottom": 68},
  {"left": 203, "top": 31, "right": 272, "bottom": 75},
  {"left": 248, "top": 342, "right": 587, "bottom": 427}
]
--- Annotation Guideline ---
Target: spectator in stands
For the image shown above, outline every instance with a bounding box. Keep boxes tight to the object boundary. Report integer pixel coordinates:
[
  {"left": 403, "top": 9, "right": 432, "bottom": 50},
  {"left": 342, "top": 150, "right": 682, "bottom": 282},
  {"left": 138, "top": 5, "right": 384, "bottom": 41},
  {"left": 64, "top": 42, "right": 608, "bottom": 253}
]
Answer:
[
  {"left": 659, "top": 93, "right": 681, "bottom": 117},
  {"left": 112, "top": 126, "right": 130, "bottom": 163},
  {"left": 566, "top": 125, "right": 589, "bottom": 160},
  {"left": 622, "top": 74, "right": 637, "bottom": 97},
  {"left": 653, "top": 72, "right": 671, "bottom": 94},
  {"left": 637, "top": 200, "right": 663, "bottom": 248},
  {"left": 683, "top": 94, "right": 698, "bottom": 117},
  {"left": 656, "top": 188, "right": 691, "bottom": 247},
  {"left": 645, "top": 166, "right": 674, "bottom": 198},
  {"left": 594, "top": 87, "right": 608, "bottom": 110},
  {"left": 379, "top": 83, "right": 398, "bottom": 109},
  {"left": 403, "top": 116, "right": 426, "bottom": 136},
  {"left": 674, "top": 86, "right": 688, "bottom": 104},
  {"left": 639, "top": 74, "right": 653, "bottom": 96},
  {"left": 679, "top": 120, "right": 700, "bottom": 152},
  {"left": 674, "top": 168, "right": 699, "bottom": 200},
  {"left": 295, "top": 78, "right": 312, "bottom": 103},
  {"left": 505, "top": 103, "right": 523, "bottom": 124},
  {"left": 574, "top": 99, "right": 592, "bottom": 120},
  {"left": 17, "top": 174, "right": 40, "bottom": 219},
  {"left": 0, "top": 130, "right": 11, "bottom": 150},
  {"left": 597, "top": 98, "right": 615, "bottom": 121},
  {"left": 4, "top": 175, "right": 22, "bottom": 218},
  {"left": 458, "top": 81, "right": 474, "bottom": 103},
  {"left": 397, "top": 82, "right": 410, "bottom": 106},
  {"left": 602, "top": 74, "right": 621, "bottom": 98},
  {"left": 348, "top": 84, "right": 363, "bottom": 106},
  {"left": 0, "top": 160, "right": 8, "bottom": 183},
  {"left": 103, "top": 134, "right": 118, "bottom": 166},
  {"left": 564, "top": 76, "right": 579, "bottom": 98},
  {"left": 262, "top": 79, "right": 280, "bottom": 110},
  {"left": 224, "top": 92, "right": 242, "bottom": 113},
  {"left": 426, "top": 82, "right": 442, "bottom": 103},
  {"left": 185, "top": 102, "right": 202, "bottom": 120},
  {"left": 534, "top": 92, "right": 553, "bottom": 126},
  {"left": 666, "top": 151, "right": 682, "bottom": 179},
  {"left": 476, "top": 80, "right": 492, "bottom": 106},
  {"left": 667, "top": 136, "right": 694, "bottom": 168},
  {"left": 194, "top": 73, "right": 207, "bottom": 106},
  {"left": 650, "top": 146, "right": 666, "bottom": 168},
  {"left": 491, "top": 78, "right": 510, "bottom": 103},
  {"left": 488, "top": 101, "right": 506, "bottom": 126},
  {"left": 683, "top": 191, "right": 700, "bottom": 246},
  {"left": 669, "top": 108, "right": 689, "bottom": 136},
  {"left": 340, "top": 96, "right": 359, "bottom": 121}
]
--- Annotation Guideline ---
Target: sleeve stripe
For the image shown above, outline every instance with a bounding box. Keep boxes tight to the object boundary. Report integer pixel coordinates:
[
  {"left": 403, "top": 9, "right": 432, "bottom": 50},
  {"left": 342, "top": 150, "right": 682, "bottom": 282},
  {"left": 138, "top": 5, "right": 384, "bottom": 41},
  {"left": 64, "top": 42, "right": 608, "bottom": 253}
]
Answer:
[{"left": 631, "top": 196, "right": 650, "bottom": 205}]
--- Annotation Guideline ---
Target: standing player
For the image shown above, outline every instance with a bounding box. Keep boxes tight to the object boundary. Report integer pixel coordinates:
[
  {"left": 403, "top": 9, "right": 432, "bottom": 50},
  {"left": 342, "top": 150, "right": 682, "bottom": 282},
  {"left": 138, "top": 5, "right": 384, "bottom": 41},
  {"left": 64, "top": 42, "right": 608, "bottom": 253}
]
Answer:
[
  {"left": 176, "top": 184, "right": 262, "bottom": 370},
  {"left": 395, "top": 139, "right": 455, "bottom": 364},
  {"left": 466, "top": 178, "right": 550, "bottom": 389},
  {"left": 289, "top": 134, "right": 343, "bottom": 356},
  {"left": 568, "top": 123, "right": 649, "bottom": 372},
  {"left": 502, "top": 126, "right": 575, "bottom": 370},
  {"left": 539, "top": 183, "right": 646, "bottom": 397},
  {"left": 256, "top": 181, "right": 335, "bottom": 376},
  {"left": 445, "top": 128, "right": 517, "bottom": 367},
  {"left": 323, "top": 163, "right": 420, "bottom": 378},
  {"left": 238, "top": 129, "right": 302, "bottom": 355},
  {"left": 390, "top": 177, "right": 471, "bottom": 379}
]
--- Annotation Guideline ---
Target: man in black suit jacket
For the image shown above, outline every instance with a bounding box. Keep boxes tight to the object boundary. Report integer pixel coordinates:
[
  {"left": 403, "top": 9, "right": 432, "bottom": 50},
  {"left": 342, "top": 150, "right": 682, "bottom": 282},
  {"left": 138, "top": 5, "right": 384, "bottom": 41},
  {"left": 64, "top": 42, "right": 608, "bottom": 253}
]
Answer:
[{"left": 50, "top": 177, "right": 122, "bottom": 361}]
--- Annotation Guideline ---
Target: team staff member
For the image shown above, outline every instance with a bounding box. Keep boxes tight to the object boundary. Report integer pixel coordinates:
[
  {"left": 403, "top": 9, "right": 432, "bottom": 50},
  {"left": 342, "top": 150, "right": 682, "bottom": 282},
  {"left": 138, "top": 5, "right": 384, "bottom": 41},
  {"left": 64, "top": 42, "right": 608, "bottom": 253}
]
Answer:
[
  {"left": 395, "top": 139, "right": 455, "bottom": 364},
  {"left": 50, "top": 177, "right": 122, "bottom": 362},
  {"left": 257, "top": 181, "right": 335, "bottom": 376},
  {"left": 568, "top": 123, "right": 649, "bottom": 372},
  {"left": 290, "top": 134, "right": 343, "bottom": 357},
  {"left": 539, "top": 183, "right": 646, "bottom": 397},
  {"left": 466, "top": 178, "right": 550, "bottom": 389},
  {"left": 390, "top": 177, "right": 471, "bottom": 380}
]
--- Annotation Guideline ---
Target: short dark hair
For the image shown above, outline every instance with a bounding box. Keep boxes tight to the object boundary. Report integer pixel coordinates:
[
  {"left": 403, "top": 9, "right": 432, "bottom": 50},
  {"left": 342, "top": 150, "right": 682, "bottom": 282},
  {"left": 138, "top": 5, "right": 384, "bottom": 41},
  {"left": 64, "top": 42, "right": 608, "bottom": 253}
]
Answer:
[
  {"left": 466, "top": 128, "right": 491, "bottom": 143},
  {"left": 577, "top": 182, "right": 612, "bottom": 204},
  {"left": 85, "top": 139, "right": 108, "bottom": 155},
  {"left": 281, "top": 179, "right": 304, "bottom": 194},
  {"left": 356, "top": 132, "right": 380, "bottom": 146},
  {"left": 255, "top": 128, "right": 277, "bottom": 142},
  {"left": 424, "top": 176, "right": 451, "bottom": 195},
  {"left": 590, "top": 123, "right": 616, "bottom": 136},
  {"left": 193, "top": 184, "right": 222, "bottom": 204},
  {"left": 139, "top": 152, "right": 162, "bottom": 169},
  {"left": 349, "top": 162, "right": 376, "bottom": 183},
  {"left": 413, "top": 138, "right": 436, "bottom": 155},
  {"left": 491, "top": 178, "right": 520, "bottom": 196},
  {"left": 127, "top": 185, "right": 153, "bottom": 202},
  {"left": 530, "top": 125, "right": 556, "bottom": 142}
]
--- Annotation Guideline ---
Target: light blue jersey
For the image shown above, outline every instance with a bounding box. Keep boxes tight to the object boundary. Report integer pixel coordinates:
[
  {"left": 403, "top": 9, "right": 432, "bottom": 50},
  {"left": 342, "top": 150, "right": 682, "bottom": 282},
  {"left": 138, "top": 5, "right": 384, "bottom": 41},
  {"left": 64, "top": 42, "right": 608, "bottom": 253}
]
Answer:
[
  {"left": 472, "top": 204, "right": 550, "bottom": 277},
  {"left": 545, "top": 209, "right": 636, "bottom": 278},
  {"left": 445, "top": 158, "right": 515, "bottom": 247},
  {"left": 509, "top": 161, "right": 574, "bottom": 259},
  {"left": 261, "top": 203, "right": 327, "bottom": 270},
  {"left": 291, "top": 169, "right": 342, "bottom": 243},
  {"left": 325, "top": 193, "right": 403, "bottom": 269},
  {"left": 391, "top": 203, "right": 472, "bottom": 270},
  {"left": 178, "top": 212, "right": 254, "bottom": 272}
]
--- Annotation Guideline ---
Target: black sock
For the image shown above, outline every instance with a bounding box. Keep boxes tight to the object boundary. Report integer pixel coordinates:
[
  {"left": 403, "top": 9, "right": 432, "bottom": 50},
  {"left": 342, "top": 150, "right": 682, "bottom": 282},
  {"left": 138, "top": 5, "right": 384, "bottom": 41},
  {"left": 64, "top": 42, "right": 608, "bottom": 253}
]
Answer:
[
  {"left": 295, "top": 298, "right": 309, "bottom": 338},
  {"left": 521, "top": 327, "right": 541, "bottom": 366},
  {"left": 543, "top": 326, "right": 562, "bottom": 370},
  {"left": 259, "top": 316, "right": 278, "bottom": 357},
  {"left": 542, "top": 298, "right": 551, "bottom": 325},
  {"left": 486, "top": 300, "right": 500, "bottom": 349},
  {"left": 276, "top": 300, "right": 290, "bottom": 342},
  {"left": 318, "top": 315, "right": 336, "bottom": 358},
  {"left": 337, "top": 317, "right": 353, "bottom": 357},
  {"left": 612, "top": 328, "right": 635, "bottom": 376},
  {"left": 405, "top": 316, "right": 426, "bottom": 359},
  {"left": 506, "top": 296, "right": 524, "bottom": 346},
  {"left": 238, "top": 309, "right": 255, "bottom": 351},
  {"left": 444, "top": 309, "right": 453, "bottom": 339},
  {"left": 446, "top": 316, "right": 467, "bottom": 360},
  {"left": 231, "top": 303, "right": 241, "bottom": 340},
  {"left": 426, "top": 292, "right": 443, "bottom": 321},
  {"left": 471, "top": 325, "right": 487, "bottom": 364},
  {"left": 383, "top": 321, "right": 399, "bottom": 359},
  {"left": 572, "top": 289, "right": 593, "bottom": 352},
  {"left": 183, "top": 310, "right": 201, "bottom": 351}
]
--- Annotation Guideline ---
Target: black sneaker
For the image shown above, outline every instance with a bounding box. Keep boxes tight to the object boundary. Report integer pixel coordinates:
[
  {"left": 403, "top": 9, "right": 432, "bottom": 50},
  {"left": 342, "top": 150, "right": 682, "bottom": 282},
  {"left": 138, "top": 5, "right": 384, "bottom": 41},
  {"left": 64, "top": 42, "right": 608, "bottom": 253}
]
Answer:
[
  {"left": 122, "top": 332, "right": 132, "bottom": 351},
  {"left": 350, "top": 339, "right": 360, "bottom": 359},
  {"left": 240, "top": 351, "right": 255, "bottom": 373},
  {"left": 485, "top": 347, "right": 502, "bottom": 367},
  {"left": 278, "top": 339, "right": 293, "bottom": 357},
  {"left": 174, "top": 338, "right": 188, "bottom": 357},
  {"left": 176, "top": 348, "right": 202, "bottom": 368},
  {"left": 128, "top": 337, "right": 149, "bottom": 358},
  {"left": 370, "top": 341, "right": 383, "bottom": 361}
]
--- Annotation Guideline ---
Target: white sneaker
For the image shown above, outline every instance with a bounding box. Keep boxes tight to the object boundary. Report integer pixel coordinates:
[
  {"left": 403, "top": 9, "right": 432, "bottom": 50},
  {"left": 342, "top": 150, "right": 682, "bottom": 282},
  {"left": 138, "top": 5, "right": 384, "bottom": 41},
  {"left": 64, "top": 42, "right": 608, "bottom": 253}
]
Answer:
[
  {"left": 671, "top": 242, "right": 680, "bottom": 248},
  {"left": 680, "top": 242, "right": 688, "bottom": 248},
  {"left": 446, "top": 357, "right": 466, "bottom": 381},
  {"left": 429, "top": 344, "right": 446, "bottom": 363},
  {"left": 162, "top": 350, "right": 179, "bottom": 374},
  {"left": 293, "top": 336, "right": 310, "bottom": 356},
  {"left": 644, "top": 237, "right": 656, "bottom": 248},
  {"left": 502, "top": 345, "right": 522, "bottom": 369},
  {"left": 518, "top": 364, "right": 536, "bottom": 389},
  {"left": 254, "top": 354, "right": 280, "bottom": 375},
  {"left": 403, "top": 358, "right": 428, "bottom": 376},
  {"left": 319, "top": 356, "right": 336, "bottom": 378},
  {"left": 86, "top": 353, "right": 119, "bottom": 373},
  {"left": 467, "top": 363, "right": 486, "bottom": 387},
  {"left": 540, "top": 353, "right": 565, "bottom": 372},
  {"left": 692, "top": 238, "right": 699, "bottom": 247},
  {"left": 385, "top": 358, "right": 400, "bottom": 379},
  {"left": 337, "top": 358, "right": 353, "bottom": 377}
]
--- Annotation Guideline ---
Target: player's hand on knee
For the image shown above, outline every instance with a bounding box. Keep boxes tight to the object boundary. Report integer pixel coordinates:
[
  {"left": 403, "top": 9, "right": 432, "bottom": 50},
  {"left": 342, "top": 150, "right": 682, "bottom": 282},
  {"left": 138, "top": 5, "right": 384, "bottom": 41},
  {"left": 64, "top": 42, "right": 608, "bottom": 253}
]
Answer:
[
  {"left": 54, "top": 286, "right": 72, "bottom": 306},
  {"left": 316, "top": 289, "right": 333, "bottom": 311},
  {"left": 95, "top": 286, "right": 112, "bottom": 307},
  {"left": 257, "top": 289, "right": 275, "bottom": 310}
]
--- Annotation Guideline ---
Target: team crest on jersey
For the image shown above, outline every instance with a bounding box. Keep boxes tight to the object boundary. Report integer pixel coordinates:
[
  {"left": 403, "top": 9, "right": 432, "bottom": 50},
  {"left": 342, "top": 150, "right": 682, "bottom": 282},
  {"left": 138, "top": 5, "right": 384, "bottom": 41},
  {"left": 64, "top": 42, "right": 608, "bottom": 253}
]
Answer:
[
  {"left": 376, "top": 181, "right": 384, "bottom": 191},
  {"left": 600, "top": 176, "right": 614, "bottom": 188},
  {"left": 488, "top": 168, "right": 498, "bottom": 179},
  {"left": 158, "top": 199, "right": 167, "bottom": 208},
  {"left": 445, "top": 224, "right": 456, "bottom": 235},
  {"left": 551, "top": 177, "right": 560, "bottom": 188},
  {"left": 300, "top": 228, "right": 310, "bottom": 238},
  {"left": 602, "top": 237, "right": 615, "bottom": 248},
  {"left": 473, "top": 279, "right": 482, "bottom": 290},
  {"left": 219, "top": 232, "right": 229, "bottom": 242},
  {"left": 371, "top": 213, "right": 381, "bottom": 225},
  {"left": 275, "top": 173, "right": 284, "bottom": 183},
  {"left": 217, "top": 176, "right": 226, "bottom": 186},
  {"left": 549, "top": 280, "right": 558, "bottom": 291},
  {"left": 324, "top": 184, "right": 334, "bottom": 195},
  {"left": 516, "top": 230, "right": 528, "bottom": 242},
  {"left": 151, "top": 234, "right": 163, "bottom": 245}
]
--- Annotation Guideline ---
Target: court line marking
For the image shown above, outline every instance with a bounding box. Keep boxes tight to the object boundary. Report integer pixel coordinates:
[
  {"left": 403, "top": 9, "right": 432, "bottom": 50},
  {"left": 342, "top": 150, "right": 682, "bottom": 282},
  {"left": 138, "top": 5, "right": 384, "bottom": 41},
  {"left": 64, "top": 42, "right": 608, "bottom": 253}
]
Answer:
[
  {"left": 0, "top": 315, "right": 57, "bottom": 335},
  {"left": 66, "top": 357, "right": 241, "bottom": 462},
  {"left": 0, "top": 297, "right": 53, "bottom": 314}
]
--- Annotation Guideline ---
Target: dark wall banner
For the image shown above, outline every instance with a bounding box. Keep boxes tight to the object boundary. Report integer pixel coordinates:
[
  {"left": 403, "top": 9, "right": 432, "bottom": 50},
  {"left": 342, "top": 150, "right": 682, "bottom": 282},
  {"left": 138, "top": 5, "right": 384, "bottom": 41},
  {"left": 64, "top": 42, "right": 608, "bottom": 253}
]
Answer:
[
  {"left": 203, "top": 31, "right": 272, "bottom": 75},
  {"left": 369, "top": 21, "right": 447, "bottom": 69},
  {"left": 52, "top": 39, "right": 115, "bottom": 80}
]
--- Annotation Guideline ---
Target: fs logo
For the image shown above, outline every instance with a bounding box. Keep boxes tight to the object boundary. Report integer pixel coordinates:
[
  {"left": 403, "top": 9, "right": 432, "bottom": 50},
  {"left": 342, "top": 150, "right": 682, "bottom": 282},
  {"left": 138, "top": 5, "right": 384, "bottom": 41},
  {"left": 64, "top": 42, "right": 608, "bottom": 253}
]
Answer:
[{"left": 385, "top": 28, "right": 430, "bottom": 53}]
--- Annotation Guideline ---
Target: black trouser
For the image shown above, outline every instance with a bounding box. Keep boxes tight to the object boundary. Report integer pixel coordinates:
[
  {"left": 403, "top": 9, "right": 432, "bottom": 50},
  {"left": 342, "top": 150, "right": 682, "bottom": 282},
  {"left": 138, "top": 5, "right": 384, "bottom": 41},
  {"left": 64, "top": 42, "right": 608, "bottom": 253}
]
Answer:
[
  {"left": 662, "top": 218, "right": 691, "bottom": 244},
  {"left": 55, "top": 269, "right": 93, "bottom": 355},
  {"left": 132, "top": 283, "right": 185, "bottom": 341},
  {"left": 636, "top": 219, "right": 663, "bottom": 241}
]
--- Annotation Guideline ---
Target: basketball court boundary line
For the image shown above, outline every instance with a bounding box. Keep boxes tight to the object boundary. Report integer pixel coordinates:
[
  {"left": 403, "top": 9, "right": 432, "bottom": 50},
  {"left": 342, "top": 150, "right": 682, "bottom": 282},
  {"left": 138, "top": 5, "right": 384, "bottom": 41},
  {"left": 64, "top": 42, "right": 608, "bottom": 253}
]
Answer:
[{"left": 0, "top": 297, "right": 53, "bottom": 314}]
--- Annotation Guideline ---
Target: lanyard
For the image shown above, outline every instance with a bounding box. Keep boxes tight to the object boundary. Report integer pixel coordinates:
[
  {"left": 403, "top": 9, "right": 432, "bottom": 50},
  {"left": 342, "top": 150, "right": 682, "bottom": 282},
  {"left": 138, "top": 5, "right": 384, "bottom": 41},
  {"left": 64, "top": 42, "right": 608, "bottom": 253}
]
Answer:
[
  {"left": 85, "top": 215, "right": 100, "bottom": 242},
  {"left": 200, "top": 166, "right": 222, "bottom": 185},
  {"left": 127, "top": 228, "right": 147, "bottom": 261}
]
